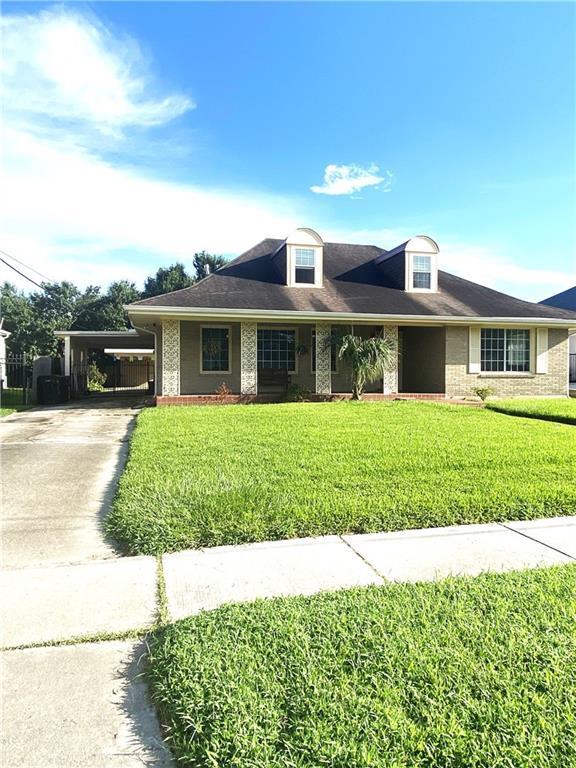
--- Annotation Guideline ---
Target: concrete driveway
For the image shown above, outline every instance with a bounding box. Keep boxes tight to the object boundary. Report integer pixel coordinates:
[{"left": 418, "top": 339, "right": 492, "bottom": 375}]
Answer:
[{"left": 1, "top": 398, "right": 144, "bottom": 569}]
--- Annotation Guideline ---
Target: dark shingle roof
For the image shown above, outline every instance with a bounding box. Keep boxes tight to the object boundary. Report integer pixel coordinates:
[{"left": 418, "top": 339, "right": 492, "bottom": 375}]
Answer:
[
  {"left": 131, "top": 239, "right": 576, "bottom": 320},
  {"left": 540, "top": 286, "right": 576, "bottom": 312}
]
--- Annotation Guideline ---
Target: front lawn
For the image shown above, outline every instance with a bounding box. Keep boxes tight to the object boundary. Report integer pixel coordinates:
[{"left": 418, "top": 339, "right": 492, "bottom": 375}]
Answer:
[
  {"left": 108, "top": 401, "right": 576, "bottom": 554},
  {"left": 148, "top": 565, "right": 576, "bottom": 767},
  {"left": 487, "top": 397, "right": 576, "bottom": 425}
]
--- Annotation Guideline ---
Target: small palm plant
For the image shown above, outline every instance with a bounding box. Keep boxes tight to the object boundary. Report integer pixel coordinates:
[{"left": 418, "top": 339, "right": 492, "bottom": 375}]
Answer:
[{"left": 336, "top": 333, "right": 396, "bottom": 401}]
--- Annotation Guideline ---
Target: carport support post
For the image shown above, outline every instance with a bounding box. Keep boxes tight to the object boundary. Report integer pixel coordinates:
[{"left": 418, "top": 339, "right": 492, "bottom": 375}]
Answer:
[
  {"left": 240, "top": 322, "right": 258, "bottom": 395},
  {"left": 162, "top": 320, "right": 180, "bottom": 396},
  {"left": 63, "top": 336, "right": 71, "bottom": 377},
  {"left": 383, "top": 325, "right": 399, "bottom": 395},
  {"left": 315, "top": 322, "right": 332, "bottom": 396}
]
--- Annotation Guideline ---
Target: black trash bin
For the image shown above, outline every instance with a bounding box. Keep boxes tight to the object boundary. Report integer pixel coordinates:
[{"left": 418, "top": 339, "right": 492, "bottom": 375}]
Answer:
[{"left": 37, "top": 375, "right": 71, "bottom": 405}]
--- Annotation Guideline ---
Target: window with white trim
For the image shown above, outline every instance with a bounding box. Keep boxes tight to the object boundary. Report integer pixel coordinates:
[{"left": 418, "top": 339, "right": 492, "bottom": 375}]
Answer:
[
  {"left": 294, "top": 248, "right": 316, "bottom": 284},
  {"left": 480, "top": 328, "right": 530, "bottom": 372},
  {"left": 257, "top": 329, "right": 296, "bottom": 372},
  {"left": 311, "top": 330, "right": 337, "bottom": 373},
  {"left": 201, "top": 327, "right": 230, "bottom": 372},
  {"left": 412, "top": 255, "right": 432, "bottom": 289}
]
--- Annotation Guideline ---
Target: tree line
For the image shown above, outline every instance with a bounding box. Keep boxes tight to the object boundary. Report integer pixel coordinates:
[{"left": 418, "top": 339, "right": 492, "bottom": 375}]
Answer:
[{"left": 1, "top": 252, "right": 225, "bottom": 357}]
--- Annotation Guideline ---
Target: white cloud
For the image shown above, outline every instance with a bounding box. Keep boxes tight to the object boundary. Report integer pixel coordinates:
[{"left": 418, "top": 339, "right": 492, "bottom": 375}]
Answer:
[
  {"left": 310, "top": 163, "right": 393, "bottom": 196},
  {"left": 0, "top": 7, "right": 569, "bottom": 305},
  {"left": 0, "top": 7, "right": 193, "bottom": 134}
]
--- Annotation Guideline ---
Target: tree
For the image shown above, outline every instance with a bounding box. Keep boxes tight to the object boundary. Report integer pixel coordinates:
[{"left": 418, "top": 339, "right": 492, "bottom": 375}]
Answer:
[
  {"left": 1, "top": 282, "right": 36, "bottom": 356},
  {"left": 73, "top": 280, "right": 140, "bottom": 331},
  {"left": 192, "top": 251, "right": 226, "bottom": 281},
  {"left": 336, "top": 333, "right": 397, "bottom": 401},
  {"left": 142, "top": 264, "right": 193, "bottom": 298}
]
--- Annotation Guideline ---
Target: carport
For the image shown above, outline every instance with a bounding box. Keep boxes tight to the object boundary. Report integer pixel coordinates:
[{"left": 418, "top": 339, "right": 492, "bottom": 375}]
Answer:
[{"left": 55, "top": 330, "right": 156, "bottom": 397}]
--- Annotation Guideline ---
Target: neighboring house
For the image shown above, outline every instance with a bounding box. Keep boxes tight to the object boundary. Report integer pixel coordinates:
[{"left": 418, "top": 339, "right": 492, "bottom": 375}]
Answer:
[
  {"left": 0, "top": 320, "right": 11, "bottom": 388},
  {"left": 126, "top": 228, "right": 576, "bottom": 403},
  {"left": 540, "top": 286, "right": 576, "bottom": 386}
]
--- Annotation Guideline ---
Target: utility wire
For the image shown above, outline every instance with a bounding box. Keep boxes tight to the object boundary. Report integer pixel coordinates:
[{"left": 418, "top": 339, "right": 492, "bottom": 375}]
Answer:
[
  {"left": 0, "top": 248, "right": 56, "bottom": 284},
  {"left": 0, "top": 255, "right": 44, "bottom": 289}
]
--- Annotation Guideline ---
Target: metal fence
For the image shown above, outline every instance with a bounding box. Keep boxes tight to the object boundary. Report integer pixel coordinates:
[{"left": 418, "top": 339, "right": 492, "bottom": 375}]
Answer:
[
  {"left": 0, "top": 354, "right": 31, "bottom": 407},
  {"left": 71, "top": 359, "right": 154, "bottom": 397}
]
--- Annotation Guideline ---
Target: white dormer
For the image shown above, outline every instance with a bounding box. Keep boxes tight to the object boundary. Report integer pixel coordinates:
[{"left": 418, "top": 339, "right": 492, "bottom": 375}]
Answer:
[
  {"left": 286, "top": 228, "right": 324, "bottom": 288},
  {"left": 404, "top": 236, "right": 439, "bottom": 293}
]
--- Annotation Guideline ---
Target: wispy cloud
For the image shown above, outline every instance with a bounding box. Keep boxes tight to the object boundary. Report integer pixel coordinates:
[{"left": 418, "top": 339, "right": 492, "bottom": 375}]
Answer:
[
  {"left": 1, "top": 7, "right": 193, "bottom": 136},
  {"left": 310, "top": 163, "right": 393, "bottom": 196}
]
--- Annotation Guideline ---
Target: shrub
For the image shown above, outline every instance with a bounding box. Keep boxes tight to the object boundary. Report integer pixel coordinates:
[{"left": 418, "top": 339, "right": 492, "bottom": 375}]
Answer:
[
  {"left": 87, "top": 363, "right": 107, "bottom": 392},
  {"left": 214, "top": 382, "right": 232, "bottom": 403},
  {"left": 472, "top": 386, "right": 494, "bottom": 401},
  {"left": 283, "top": 383, "right": 310, "bottom": 402}
]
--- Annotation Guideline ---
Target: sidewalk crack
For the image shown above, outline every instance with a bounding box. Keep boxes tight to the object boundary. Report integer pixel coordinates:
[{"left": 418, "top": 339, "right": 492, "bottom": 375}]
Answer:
[
  {"left": 497, "top": 522, "right": 576, "bottom": 562},
  {"left": 338, "top": 535, "right": 387, "bottom": 582}
]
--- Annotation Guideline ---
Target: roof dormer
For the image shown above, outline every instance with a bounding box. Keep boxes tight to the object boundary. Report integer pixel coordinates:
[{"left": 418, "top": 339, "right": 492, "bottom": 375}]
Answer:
[
  {"left": 375, "top": 235, "right": 439, "bottom": 293},
  {"left": 278, "top": 228, "right": 324, "bottom": 288}
]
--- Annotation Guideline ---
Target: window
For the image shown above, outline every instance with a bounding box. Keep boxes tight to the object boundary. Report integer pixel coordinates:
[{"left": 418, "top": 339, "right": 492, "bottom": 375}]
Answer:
[
  {"left": 412, "top": 254, "right": 432, "bottom": 289},
  {"left": 295, "top": 248, "right": 316, "bottom": 284},
  {"left": 257, "top": 329, "right": 296, "bottom": 371},
  {"left": 311, "top": 330, "right": 337, "bottom": 372},
  {"left": 201, "top": 327, "right": 230, "bottom": 372},
  {"left": 481, "top": 329, "right": 530, "bottom": 372}
]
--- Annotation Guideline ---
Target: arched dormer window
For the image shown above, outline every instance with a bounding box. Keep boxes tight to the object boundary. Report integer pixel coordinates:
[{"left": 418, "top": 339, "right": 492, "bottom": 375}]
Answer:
[{"left": 285, "top": 228, "right": 324, "bottom": 288}]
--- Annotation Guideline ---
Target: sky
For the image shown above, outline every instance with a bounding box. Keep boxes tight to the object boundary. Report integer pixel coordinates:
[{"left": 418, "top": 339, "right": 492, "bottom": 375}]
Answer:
[{"left": 1, "top": 1, "right": 574, "bottom": 300}]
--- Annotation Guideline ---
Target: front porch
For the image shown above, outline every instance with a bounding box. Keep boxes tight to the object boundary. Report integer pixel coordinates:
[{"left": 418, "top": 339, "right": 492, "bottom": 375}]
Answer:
[{"left": 156, "top": 319, "right": 449, "bottom": 401}]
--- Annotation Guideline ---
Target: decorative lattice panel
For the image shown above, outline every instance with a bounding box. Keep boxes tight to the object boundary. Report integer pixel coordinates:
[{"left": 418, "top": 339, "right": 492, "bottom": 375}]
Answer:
[
  {"left": 162, "top": 320, "right": 180, "bottom": 396},
  {"left": 315, "top": 322, "right": 332, "bottom": 395},
  {"left": 383, "top": 324, "right": 399, "bottom": 394},
  {"left": 240, "top": 322, "right": 258, "bottom": 395}
]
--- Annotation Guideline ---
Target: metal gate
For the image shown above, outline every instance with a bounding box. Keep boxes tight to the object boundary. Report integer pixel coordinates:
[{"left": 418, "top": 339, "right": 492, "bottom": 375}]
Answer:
[
  {"left": 71, "top": 359, "right": 154, "bottom": 397},
  {"left": 0, "top": 354, "right": 31, "bottom": 407}
]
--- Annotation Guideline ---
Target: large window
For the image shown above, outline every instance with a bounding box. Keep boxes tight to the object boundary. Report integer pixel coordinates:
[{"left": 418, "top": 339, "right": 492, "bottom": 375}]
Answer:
[
  {"left": 294, "top": 248, "right": 316, "bottom": 284},
  {"left": 257, "top": 329, "right": 296, "bottom": 371},
  {"left": 201, "top": 327, "right": 230, "bottom": 372},
  {"left": 311, "top": 330, "right": 337, "bottom": 372},
  {"left": 412, "top": 255, "right": 432, "bottom": 289},
  {"left": 481, "top": 328, "right": 530, "bottom": 372}
]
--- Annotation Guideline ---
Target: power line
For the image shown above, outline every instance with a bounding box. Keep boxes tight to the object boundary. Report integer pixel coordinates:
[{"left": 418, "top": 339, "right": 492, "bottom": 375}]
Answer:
[
  {"left": 0, "top": 255, "right": 44, "bottom": 289},
  {"left": 0, "top": 248, "right": 56, "bottom": 284}
]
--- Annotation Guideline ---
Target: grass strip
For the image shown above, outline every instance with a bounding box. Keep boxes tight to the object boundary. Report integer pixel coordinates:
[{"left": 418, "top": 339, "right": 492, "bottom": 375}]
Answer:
[{"left": 148, "top": 565, "right": 576, "bottom": 768}]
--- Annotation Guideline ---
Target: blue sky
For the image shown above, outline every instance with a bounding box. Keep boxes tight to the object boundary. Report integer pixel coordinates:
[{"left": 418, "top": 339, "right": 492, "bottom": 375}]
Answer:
[{"left": 1, "top": 1, "right": 574, "bottom": 299}]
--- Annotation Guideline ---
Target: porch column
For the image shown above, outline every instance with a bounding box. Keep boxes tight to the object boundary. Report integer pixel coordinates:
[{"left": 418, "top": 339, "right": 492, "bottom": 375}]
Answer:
[
  {"left": 383, "top": 325, "right": 399, "bottom": 395},
  {"left": 315, "top": 322, "right": 332, "bottom": 395},
  {"left": 63, "top": 335, "right": 71, "bottom": 376},
  {"left": 240, "top": 322, "right": 258, "bottom": 395},
  {"left": 162, "top": 319, "right": 180, "bottom": 396}
]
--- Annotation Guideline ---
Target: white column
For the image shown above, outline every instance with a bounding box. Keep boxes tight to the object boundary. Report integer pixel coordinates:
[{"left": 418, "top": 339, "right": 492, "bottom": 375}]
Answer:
[
  {"left": 63, "top": 335, "right": 71, "bottom": 376},
  {"left": 162, "top": 320, "right": 180, "bottom": 396},
  {"left": 240, "top": 322, "right": 258, "bottom": 395},
  {"left": 315, "top": 322, "right": 332, "bottom": 395},
  {"left": 383, "top": 325, "right": 399, "bottom": 395}
]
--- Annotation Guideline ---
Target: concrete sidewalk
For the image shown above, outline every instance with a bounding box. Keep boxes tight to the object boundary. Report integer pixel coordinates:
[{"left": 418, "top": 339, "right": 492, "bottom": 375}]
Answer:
[{"left": 3, "top": 515, "right": 574, "bottom": 648}]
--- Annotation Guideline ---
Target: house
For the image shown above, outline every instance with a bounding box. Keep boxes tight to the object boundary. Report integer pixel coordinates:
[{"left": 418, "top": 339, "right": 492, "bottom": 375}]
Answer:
[
  {"left": 540, "top": 286, "right": 576, "bottom": 388},
  {"left": 125, "top": 229, "right": 576, "bottom": 403}
]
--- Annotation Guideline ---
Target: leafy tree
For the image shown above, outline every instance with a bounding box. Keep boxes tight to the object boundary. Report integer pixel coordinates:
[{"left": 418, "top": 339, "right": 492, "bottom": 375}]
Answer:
[
  {"left": 142, "top": 263, "right": 193, "bottom": 298},
  {"left": 1, "top": 282, "right": 37, "bottom": 356},
  {"left": 73, "top": 280, "right": 140, "bottom": 331},
  {"left": 336, "top": 333, "right": 397, "bottom": 400},
  {"left": 192, "top": 251, "right": 226, "bottom": 281}
]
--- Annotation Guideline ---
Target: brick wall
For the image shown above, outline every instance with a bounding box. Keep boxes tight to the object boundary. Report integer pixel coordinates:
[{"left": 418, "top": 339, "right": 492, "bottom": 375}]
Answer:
[{"left": 445, "top": 326, "right": 569, "bottom": 398}]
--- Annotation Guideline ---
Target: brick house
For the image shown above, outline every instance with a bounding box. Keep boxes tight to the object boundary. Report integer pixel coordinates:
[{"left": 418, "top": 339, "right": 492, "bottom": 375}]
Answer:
[{"left": 126, "top": 228, "right": 576, "bottom": 403}]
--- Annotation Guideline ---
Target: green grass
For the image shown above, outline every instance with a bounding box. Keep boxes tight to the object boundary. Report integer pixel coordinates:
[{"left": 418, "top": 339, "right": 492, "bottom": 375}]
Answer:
[
  {"left": 148, "top": 566, "right": 576, "bottom": 767},
  {"left": 0, "top": 408, "right": 16, "bottom": 417},
  {"left": 108, "top": 401, "right": 576, "bottom": 554},
  {"left": 487, "top": 397, "right": 576, "bottom": 426}
]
